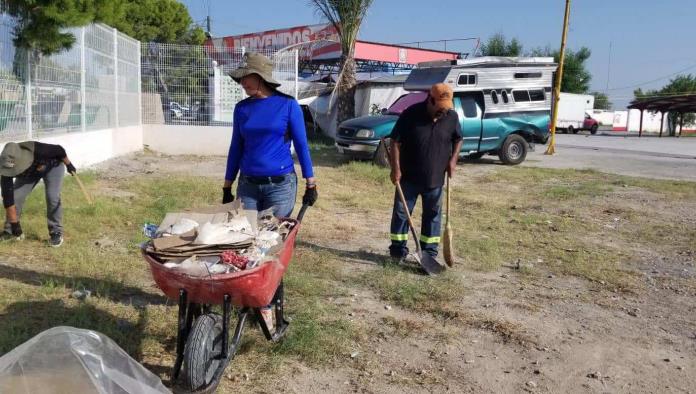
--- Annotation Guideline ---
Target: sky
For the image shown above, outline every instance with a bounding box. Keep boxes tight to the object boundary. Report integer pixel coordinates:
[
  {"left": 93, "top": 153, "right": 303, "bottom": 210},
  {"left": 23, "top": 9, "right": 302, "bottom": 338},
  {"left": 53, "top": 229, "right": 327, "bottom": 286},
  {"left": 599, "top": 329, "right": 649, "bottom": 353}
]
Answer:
[{"left": 181, "top": 0, "right": 696, "bottom": 109}]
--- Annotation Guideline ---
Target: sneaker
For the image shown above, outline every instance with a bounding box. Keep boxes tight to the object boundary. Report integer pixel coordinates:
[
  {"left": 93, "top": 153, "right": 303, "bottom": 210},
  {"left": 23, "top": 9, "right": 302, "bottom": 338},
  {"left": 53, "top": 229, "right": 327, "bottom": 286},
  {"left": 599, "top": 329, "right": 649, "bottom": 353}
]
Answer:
[
  {"left": 0, "top": 231, "right": 23, "bottom": 241},
  {"left": 49, "top": 233, "right": 63, "bottom": 247}
]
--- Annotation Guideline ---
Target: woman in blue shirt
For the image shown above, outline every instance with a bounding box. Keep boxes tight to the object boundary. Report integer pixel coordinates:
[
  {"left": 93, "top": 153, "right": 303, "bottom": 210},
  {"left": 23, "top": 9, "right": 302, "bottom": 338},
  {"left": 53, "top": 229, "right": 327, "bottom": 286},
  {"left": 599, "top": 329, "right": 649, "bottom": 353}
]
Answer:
[{"left": 223, "top": 52, "right": 317, "bottom": 217}]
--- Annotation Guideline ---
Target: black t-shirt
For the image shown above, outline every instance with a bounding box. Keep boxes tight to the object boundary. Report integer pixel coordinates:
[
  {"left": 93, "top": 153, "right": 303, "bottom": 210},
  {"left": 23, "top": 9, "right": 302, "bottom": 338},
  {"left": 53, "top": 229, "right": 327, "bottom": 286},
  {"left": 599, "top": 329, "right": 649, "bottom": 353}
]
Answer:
[
  {"left": 1, "top": 142, "right": 66, "bottom": 207},
  {"left": 391, "top": 101, "right": 462, "bottom": 188}
]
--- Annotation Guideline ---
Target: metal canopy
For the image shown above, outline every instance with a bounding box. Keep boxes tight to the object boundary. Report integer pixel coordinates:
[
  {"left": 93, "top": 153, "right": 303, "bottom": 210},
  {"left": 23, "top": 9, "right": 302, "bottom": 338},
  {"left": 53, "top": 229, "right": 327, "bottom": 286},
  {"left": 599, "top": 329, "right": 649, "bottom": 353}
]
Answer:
[
  {"left": 628, "top": 94, "right": 696, "bottom": 113},
  {"left": 627, "top": 94, "right": 696, "bottom": 137}
]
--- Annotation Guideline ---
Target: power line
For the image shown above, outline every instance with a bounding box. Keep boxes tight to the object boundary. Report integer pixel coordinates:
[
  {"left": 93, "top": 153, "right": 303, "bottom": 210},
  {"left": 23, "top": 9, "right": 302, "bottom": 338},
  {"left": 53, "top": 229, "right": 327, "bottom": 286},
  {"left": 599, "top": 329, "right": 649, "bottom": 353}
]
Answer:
[{"left": 607, "top": 62, "right": 696, "bottom": 91}]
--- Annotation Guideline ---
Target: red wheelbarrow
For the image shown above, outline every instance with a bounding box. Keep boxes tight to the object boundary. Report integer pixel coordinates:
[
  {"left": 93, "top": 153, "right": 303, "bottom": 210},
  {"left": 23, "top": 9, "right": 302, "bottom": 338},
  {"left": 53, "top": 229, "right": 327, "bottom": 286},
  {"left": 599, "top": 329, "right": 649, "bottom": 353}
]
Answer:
[{"left": 142, "top": 205, "right": 309, "bottom": 393}]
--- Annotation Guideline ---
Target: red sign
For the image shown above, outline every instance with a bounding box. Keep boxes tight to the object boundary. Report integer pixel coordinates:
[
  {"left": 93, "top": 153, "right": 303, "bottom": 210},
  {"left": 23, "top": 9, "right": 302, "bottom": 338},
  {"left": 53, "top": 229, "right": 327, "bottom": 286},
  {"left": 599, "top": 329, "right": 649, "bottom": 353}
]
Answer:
[
  {"left": 206, "top": 23, "right": 340, "bottom": 62},
  {"left": 223, "top": 23, "right": 338, "bottom": 50}
]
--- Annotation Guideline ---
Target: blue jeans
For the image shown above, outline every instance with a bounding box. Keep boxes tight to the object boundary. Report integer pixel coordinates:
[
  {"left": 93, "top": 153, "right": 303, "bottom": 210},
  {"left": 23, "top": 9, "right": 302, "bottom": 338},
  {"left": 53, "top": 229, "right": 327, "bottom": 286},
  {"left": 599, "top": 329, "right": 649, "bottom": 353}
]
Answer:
[
  {"left": 389, "top": 180, "right": 443, "bottom": 258},
  {"left": 236, "top": 173, "right": 297, "bottom": 218}
]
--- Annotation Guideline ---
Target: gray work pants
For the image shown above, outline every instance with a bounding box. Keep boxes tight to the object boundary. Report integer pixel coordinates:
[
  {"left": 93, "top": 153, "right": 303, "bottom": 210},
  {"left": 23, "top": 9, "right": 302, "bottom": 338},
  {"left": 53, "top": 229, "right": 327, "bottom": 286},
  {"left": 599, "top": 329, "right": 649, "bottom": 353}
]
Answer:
[{"left": 4, "top": 165, "right": 64, "bottom": 235}]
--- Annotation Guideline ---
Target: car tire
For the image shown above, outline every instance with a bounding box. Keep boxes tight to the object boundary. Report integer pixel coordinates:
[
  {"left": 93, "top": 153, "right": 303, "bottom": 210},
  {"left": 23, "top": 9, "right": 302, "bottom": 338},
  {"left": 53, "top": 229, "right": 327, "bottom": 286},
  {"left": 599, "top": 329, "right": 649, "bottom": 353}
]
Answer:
[
  {"left": 499, "top": 134, "right": 528, "bottom": 165},
  {"left": 590, "top": 124, "right": 598, "bottom": 135},
  {"left": 568, "top": 125, "right": 577, "bottom": 134}
]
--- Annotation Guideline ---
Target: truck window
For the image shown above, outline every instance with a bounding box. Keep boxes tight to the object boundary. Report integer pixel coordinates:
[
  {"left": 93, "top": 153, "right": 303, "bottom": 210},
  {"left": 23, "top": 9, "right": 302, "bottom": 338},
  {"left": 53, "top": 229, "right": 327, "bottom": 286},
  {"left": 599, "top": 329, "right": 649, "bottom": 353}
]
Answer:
[
  {"left": 529, "top": 89, "right": 545, "bottom": 101},
  {"left": 460, "top": 96, "right": 478, "bottom": 118},
  {"left": 514, "top": 72, "right": 542, "bottom": 79},
  {"left": 491, "top": 90, "right": 499, "bottom": 104},
  {"left": 513, "top": 90, "right": 530, "bottom": 102},
  {"left": 457, "top": 73, "right": 477, "bottom": 86},
  {"left": 387, "top": 92, "right": 427, "bottom": 115}
]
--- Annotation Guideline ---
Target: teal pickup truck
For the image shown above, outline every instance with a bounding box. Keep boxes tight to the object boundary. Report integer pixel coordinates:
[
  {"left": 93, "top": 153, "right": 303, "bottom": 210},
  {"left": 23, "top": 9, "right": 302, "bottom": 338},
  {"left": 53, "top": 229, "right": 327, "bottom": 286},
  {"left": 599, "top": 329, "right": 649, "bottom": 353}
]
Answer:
[{"left": 334, "top": 56, "right": 556, "bottom": 165}]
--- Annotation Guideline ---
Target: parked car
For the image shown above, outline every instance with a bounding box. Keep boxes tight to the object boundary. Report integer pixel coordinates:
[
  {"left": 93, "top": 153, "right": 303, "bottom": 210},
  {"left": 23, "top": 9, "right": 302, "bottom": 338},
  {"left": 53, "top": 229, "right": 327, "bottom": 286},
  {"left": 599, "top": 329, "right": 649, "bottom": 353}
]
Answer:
[
  {"left": 168, "top": 102, "right": 186, "bottom": 119},
  {"left": 335, "top": 56, "right": 556, "bottom": 165},
  {"left": 582, "top": 113, "right": 599, "bottom": 134}
]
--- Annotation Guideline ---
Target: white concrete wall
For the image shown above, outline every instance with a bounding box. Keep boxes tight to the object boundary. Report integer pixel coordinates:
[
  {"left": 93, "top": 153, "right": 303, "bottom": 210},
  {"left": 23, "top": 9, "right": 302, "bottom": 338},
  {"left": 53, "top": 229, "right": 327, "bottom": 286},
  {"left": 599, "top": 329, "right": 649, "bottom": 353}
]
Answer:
[
  {"left": 143, "top": 124, "right": 232, "bottom": 156},
  {"left": 0, "top": 125, "right": 143, "bottom": 168}
]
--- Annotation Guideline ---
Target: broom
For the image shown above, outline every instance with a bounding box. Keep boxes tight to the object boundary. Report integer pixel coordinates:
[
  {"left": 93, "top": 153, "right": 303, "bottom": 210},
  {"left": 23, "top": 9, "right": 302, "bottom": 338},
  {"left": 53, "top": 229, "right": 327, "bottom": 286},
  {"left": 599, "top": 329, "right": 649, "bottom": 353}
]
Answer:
[{"left": 443, "top": 176, "right": 455, "bottom": 267}]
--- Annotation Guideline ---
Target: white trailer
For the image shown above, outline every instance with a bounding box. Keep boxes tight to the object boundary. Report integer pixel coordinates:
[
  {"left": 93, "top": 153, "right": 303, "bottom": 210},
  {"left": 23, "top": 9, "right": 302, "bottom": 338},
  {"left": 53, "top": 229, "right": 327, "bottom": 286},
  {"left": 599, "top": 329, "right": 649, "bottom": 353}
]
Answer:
[{"left": 555, "top": 92, "right": 594, "bottom": 133}]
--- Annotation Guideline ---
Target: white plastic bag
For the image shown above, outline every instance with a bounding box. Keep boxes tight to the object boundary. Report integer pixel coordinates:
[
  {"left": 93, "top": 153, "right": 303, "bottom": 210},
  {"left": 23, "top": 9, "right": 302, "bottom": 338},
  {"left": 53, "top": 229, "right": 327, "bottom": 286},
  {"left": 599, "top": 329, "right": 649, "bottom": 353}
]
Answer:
[
  {"left": 226, "top": 215, "right": 252, "bottom": 232},
  {"left": 169, "top": 218, "right": 199, "bottom": 235},
  {"left": 0, "top": 326, "right": 171, "bottom": 394},
  {"left": 194, "top": 222, "right": 254, "bottom": 245},
  {"left": 256, "top": 230, "right": 280, "bottom": 250},
  {"left": 176, "top": 256, "right": 223, "bottom": 276}
]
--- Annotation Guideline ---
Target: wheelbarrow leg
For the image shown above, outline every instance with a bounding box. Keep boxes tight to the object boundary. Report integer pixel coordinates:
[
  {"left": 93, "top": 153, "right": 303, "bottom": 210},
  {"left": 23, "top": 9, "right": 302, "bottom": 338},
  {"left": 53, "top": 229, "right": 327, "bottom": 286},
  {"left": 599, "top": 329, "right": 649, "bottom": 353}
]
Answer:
[
  {"left": 229, "top": 308, "right": 249, "bottom": 356},
  {"left": 172, "top": 289, "right": 188, "bottom": 379},
  {"left": 221, "top": 294, "right": 232, "bottom": 359},
  {"left": 272, "top": 280, "right": 290, "bottom": 341}
]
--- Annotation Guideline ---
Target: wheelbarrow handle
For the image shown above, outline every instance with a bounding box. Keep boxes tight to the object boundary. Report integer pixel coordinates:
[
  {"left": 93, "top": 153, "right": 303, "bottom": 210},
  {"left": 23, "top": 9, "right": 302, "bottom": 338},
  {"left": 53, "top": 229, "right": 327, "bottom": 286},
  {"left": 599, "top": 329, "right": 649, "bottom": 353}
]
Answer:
[{"left": 296, "top": 204, "right": 310, "bottom": 223}]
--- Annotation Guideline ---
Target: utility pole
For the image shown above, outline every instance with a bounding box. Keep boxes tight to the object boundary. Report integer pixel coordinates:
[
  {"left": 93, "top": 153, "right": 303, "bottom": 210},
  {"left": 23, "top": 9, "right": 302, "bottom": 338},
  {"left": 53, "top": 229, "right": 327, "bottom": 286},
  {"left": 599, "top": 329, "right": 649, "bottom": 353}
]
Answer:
[
  {"left": 605, "top": 41, "right": 612, "bottom": 92},
  {"left": 206, "top": 0, "right": 212, "bottom": 34},
  {"left": 545, "top": 0, "right": 572, "bottom": 155}
]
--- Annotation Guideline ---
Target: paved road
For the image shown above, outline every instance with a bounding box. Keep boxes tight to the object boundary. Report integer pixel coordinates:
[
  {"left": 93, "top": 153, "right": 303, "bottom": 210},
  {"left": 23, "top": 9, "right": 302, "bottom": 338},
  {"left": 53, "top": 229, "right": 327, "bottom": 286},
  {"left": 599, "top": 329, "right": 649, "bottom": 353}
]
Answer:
[
  {"left": 519, "top": 134, "right": 696, "bottom": 181},
  {"left": 554, "top": 133, "right": 696, "bottom": 158}
]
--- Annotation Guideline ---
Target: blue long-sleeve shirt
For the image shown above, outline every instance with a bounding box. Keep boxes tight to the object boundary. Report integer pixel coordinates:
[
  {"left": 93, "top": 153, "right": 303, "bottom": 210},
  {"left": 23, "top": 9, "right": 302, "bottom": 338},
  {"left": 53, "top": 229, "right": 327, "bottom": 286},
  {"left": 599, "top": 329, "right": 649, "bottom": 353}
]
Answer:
[{"left": 225, "top": 94, "right": 314, "bottom": 181}]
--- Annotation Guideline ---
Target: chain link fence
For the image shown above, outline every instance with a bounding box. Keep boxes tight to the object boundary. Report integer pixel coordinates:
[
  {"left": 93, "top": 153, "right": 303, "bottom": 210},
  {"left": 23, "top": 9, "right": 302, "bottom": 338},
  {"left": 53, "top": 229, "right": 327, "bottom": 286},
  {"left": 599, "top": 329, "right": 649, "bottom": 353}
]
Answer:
[
  {"left": 1, "top": 12, "right": 300, "bottom": 143},
  {"left": 0, "top": 15, "right": 140, "bottom": 142},
  {"left": 141, "top": 44, "right": 298, "bottom": 126}
]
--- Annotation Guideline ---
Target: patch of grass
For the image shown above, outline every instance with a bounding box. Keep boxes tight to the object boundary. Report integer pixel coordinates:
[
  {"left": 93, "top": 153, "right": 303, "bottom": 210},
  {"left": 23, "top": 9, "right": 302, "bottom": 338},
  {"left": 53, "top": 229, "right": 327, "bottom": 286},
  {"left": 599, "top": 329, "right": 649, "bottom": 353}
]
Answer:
[
  {"left": 356, "top": 264, "right": 462, "bottom": 312},
  {"left": 338, "top": 161, "right": 390, "bottom": 186},
  {"left": 611, "top": 177, "right": 696, "bottom": 199},
  {"left": 544, "top": 181, "right": 613, "bottom": 200},
  {"left": 273, "top": 299, "right": 357, "bottom": 364},
  {"left": 381, "top": 315, "right": 427, "bottom": 337}
]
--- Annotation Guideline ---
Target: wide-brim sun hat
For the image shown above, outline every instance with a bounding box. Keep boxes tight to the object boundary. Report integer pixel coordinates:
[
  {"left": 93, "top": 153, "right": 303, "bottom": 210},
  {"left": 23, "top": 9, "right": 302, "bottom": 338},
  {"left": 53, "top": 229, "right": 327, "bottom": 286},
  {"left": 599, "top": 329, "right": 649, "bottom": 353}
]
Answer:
[
  {"left": 228, "top": 52, "right": 281, "bottom": 88},
  {"left": 0, "top": 141, "right": 35, "bottom": 177}
]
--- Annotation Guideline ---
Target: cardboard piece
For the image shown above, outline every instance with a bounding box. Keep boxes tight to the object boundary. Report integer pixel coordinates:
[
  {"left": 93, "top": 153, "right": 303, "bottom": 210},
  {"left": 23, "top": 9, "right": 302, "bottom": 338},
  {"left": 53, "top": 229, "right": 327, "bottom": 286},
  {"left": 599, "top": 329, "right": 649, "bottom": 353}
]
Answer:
[
  {"left": 147, "top": 200, "right": 262, "bottom": 259},
  {"left": 152, "top": 230, "right": 197, "bottom": 251}
]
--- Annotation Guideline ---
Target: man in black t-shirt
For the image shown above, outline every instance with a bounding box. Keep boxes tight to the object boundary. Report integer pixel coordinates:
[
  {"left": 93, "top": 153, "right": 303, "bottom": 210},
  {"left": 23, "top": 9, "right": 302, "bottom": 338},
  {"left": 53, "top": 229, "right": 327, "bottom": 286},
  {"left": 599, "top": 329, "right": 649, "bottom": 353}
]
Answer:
[
  {"left": 0, "top": 141, "right": 77, "bottom": 247},
  {"left": 389, "top": 83, "right": 463, "bottom": 259}
]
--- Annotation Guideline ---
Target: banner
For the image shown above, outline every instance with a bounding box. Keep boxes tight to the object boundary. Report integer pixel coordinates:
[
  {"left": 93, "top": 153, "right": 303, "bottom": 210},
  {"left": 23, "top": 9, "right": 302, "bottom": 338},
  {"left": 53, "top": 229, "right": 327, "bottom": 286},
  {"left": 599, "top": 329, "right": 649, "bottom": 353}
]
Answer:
[{"left": 206, "top": 24, "right": 340, "bottom": 61}]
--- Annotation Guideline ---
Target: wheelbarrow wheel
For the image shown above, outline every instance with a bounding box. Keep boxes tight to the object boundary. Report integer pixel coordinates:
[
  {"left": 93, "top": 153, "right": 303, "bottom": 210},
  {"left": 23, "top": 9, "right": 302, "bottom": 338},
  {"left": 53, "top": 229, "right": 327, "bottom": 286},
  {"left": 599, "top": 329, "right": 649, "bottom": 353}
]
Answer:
[{"left": 183, "top": 312, "right": 224, "bottom": 391}]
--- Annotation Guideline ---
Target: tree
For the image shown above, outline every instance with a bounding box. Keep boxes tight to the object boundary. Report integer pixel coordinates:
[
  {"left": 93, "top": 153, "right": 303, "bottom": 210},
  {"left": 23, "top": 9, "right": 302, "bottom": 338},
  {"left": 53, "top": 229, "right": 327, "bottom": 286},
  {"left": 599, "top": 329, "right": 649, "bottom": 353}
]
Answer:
[
  {"left": 480, "top": 33, "right": 522, "bottom": 57},
  {"left": 530, "top": 46, "right": 592, "bottom": 94},
  {"left": 634, "top": 74, "right": 696, "bottom": 135},
  {"left": 107, "top": 0, "right": 206, "bottom": 45},
  {"left": 3, "top": 0, "right": 124, "bottom": 55},
  {"left": 591, "top": 92, "right": 612, "bottom": 110},
  {"left": 310, "top": 0, "right": 374, "bottom": 124},
  {"left": 3, "top": 0, "right": 204, "bottom": 56}
]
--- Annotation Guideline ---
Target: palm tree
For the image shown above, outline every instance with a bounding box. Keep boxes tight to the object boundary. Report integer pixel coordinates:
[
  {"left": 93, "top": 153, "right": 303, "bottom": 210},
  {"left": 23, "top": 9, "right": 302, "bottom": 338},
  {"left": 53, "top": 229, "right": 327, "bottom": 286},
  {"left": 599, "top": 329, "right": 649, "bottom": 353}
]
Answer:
[{"left": 310, "top": 0, "right": 374, "bottom": 125}]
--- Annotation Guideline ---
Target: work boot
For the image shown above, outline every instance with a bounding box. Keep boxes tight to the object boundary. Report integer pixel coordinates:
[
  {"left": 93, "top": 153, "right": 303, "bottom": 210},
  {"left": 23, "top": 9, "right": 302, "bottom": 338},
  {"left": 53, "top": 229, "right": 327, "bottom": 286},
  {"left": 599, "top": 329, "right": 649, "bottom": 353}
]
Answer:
[{"left": 49, "top": 233, "right": 63, "bottom": 248}]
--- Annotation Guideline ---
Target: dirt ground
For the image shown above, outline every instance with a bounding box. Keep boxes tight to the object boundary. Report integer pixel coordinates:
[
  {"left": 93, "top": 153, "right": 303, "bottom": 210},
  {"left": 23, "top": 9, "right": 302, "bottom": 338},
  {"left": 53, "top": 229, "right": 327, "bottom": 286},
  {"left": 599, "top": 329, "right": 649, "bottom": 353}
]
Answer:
[{"left": 89, "top": 150, "right": 696, "bottom": 394}]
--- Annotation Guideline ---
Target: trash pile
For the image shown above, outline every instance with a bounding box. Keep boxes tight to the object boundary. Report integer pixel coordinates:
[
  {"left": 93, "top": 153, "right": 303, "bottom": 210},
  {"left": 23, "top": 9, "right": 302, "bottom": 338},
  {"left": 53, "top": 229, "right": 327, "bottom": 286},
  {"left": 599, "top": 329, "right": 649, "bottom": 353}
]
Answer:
[{"left": 143, "top": 201, "right": 293, "bottom": 277}]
